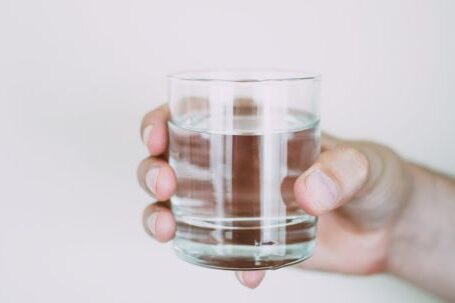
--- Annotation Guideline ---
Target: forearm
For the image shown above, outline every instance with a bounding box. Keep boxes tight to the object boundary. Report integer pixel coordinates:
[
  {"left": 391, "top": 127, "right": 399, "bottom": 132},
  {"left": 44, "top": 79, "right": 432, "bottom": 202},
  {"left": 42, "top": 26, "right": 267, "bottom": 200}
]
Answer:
[{"left": 387, "top": 163, "right": 455, "bottom": 301}]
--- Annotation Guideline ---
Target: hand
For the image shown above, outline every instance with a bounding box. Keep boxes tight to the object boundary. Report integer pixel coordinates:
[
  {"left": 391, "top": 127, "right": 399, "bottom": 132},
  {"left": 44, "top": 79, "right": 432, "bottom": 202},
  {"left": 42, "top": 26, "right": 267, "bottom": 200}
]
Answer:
[{"left": 137, "top": 104, "right": 413, "bottom": 288}]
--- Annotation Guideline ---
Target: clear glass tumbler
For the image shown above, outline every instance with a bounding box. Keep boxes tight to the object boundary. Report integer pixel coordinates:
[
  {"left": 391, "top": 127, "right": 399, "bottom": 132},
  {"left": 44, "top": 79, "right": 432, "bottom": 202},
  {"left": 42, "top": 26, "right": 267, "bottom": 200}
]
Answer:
[{"left": 168, "top": 70, "right": 320, "bottom": 270}]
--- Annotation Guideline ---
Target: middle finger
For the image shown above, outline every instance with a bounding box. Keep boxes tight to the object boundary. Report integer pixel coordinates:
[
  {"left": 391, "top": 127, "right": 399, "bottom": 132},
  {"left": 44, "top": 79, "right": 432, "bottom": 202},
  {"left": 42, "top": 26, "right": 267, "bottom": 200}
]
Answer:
[{"left": 137, "top": 156, "right": 177, "bottom": 201}]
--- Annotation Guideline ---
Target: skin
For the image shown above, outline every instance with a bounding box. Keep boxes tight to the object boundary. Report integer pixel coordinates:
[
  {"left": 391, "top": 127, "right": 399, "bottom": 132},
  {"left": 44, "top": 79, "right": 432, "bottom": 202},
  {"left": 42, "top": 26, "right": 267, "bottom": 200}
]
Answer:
[{"left": 137, "top": 104, "right": 455, "bottom": 301}]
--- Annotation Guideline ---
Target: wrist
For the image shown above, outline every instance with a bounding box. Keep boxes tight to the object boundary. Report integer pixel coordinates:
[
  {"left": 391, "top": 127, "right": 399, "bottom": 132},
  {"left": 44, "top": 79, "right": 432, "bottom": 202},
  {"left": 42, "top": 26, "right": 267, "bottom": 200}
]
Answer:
[
  {"left": 385, "top": 161, "right": 419, "bottom": 275},
  {"left": 385, "top": 162, "right": 455, "bottom": 300}
]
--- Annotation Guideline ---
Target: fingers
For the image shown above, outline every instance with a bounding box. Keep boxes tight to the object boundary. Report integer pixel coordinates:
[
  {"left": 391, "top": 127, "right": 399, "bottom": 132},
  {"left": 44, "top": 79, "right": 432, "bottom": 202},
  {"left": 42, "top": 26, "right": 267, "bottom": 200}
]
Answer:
[
  {"left": 143, "top": 201, "right": 176, "bottom": 242},
  {"left": 137, "top": 156, "right": 177, "bottom": 201},
  {"left": 235, "top": 271, "right": 266, "bottom": 289},
  {"left": 294, "top": 146, "right": 369, "bottom": 216},
  {"left": 141, "top": 104, "right": 170, "bottom": 156},
  {"left": 139, "top": 105, "right": 176, "bottom": 242}
]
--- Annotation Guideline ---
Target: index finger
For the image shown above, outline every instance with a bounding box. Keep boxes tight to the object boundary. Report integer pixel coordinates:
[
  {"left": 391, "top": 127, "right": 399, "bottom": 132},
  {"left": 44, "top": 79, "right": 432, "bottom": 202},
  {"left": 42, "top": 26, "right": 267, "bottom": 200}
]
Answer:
[{"left": 141, "top": 104, "right": 170, "bottom": 156}]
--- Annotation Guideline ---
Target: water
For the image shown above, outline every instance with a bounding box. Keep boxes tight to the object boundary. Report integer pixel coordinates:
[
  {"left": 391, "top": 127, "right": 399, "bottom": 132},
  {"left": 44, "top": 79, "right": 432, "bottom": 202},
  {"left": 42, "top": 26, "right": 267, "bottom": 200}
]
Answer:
[{"left": 168, "top": 111, "right": 320, "bottom": 270}]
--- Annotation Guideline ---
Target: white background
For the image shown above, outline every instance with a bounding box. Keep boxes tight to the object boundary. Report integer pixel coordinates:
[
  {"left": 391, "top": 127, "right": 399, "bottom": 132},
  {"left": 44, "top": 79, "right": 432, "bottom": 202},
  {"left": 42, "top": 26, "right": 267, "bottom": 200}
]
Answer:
[{"left": 0, "top": 0, "right": 454, "bottom": 302}]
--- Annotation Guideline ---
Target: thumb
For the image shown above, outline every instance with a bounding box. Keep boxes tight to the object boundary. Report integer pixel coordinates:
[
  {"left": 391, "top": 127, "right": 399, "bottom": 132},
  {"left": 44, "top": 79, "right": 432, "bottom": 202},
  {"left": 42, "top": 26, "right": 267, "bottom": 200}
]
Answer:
[{"left": 294, "top": 146, "right": 369, "bottom": 216}]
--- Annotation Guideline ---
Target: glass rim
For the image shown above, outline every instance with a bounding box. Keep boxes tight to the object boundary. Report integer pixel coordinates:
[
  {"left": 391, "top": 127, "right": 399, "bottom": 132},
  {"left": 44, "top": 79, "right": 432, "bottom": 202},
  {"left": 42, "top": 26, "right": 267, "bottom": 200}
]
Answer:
[{"left": 168, "top": 69, "right": 320, "bottom": 83}]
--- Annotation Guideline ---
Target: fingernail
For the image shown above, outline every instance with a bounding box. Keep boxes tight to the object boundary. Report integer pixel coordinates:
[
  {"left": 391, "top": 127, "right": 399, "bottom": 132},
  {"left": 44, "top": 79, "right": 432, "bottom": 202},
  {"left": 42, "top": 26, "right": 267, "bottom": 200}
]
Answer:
[
  {"left": 305, "top": 169, "right": 338, "bottom": 210},
  {"left": 142, "top": 125, "right": 153, "bottom": 147},
  {"left": 145, "top": 166, "right": 160, "bottom": 195},
  {"left": 235, "top": 271, "right": 265, "bottom": 289},
  {"left": 147, "top": 211, "right": 159, "bottom": 236},
  {"left": 235, "top": 272, "right": 245, "bottom": 285}
]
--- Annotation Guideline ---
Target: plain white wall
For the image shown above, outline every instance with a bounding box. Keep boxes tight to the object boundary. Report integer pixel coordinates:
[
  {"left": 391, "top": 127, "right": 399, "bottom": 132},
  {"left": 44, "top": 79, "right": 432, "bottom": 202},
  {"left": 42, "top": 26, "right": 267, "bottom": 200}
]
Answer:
[{"left": 0, "top": 0, "right": 453, "bottom": 302}]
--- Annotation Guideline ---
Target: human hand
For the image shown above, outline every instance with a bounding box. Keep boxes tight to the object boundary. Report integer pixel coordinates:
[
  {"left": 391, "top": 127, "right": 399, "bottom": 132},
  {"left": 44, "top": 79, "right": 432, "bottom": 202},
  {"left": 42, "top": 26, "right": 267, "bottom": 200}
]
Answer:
[{"left": 137, "top": 104, "right": 413, "bottom": 288}]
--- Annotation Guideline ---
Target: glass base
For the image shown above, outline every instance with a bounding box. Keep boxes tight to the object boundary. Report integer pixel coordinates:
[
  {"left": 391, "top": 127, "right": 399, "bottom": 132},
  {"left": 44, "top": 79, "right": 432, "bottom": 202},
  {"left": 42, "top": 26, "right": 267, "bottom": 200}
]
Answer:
[{"left": 173, "top": 237, "right": 316, "bottom": 271}]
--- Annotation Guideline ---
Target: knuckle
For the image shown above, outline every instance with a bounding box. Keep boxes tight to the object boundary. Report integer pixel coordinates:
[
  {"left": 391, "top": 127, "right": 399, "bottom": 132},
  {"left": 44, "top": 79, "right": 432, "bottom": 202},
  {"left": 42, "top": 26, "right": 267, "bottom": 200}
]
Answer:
[{"left": 338, "top": 146, "right": 369, "bottom": 178}]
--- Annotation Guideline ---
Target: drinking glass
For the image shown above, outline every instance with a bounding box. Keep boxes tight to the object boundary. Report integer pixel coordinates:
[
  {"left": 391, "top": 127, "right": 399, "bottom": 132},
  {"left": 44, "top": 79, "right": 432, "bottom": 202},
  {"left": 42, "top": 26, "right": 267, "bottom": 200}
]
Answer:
[{"left": 168, "top": 70, "right": 320, "bottom": 270}]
